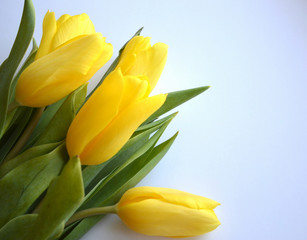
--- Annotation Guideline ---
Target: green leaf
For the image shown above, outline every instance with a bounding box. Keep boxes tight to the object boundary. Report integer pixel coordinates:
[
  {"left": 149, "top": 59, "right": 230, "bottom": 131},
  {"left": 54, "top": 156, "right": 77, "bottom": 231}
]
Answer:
[
  {"left": 0, "top": 0, "right": 35, "bottom": 137},
  {"left": 25, "top": 97, "right": 67, "bottom": 148},
  {"left": 86, "top": 27, "right": 143, "bottom": 100},
  {"left": 34, "top": 84, "right": 87, "bottom": 146},
  {"left": 0, "top": 214, "right": 38, "bottom": 240},
  {"left": 128, "top": 132, "right": 178, "bottom": 187},
  {"left": 61, "top": 132, "right": 178, "bottom": 240},
  {"left": 145, "top": 86, "right": 210, "bottom": 123},
  {"left": 0, "top": 141, "right": 61, "bottom": 178},
  {"left": 0, "top": 143, "right": 67, "bottom": 228},
  {"left": 26, "top": 156, "right": 84, "bottom": 240},
  {"left": 0, "top": 107, "right": 32, "bottom": 163},
  {"left": 134, "top": 111, "right": 178, "bottom": 135}
]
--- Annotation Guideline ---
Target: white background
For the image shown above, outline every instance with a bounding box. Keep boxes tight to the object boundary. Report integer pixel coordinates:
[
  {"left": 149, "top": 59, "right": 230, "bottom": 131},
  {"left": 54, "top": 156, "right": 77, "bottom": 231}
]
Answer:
[{"left": 1, "top": 0, "right": 306, "bottom": 240}]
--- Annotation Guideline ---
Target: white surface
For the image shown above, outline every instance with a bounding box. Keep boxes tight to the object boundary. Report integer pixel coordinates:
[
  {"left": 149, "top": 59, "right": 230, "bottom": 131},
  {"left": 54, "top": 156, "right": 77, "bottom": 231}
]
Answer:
[{"left": 1, "top": 0, "right": 306, "bottom": 239}]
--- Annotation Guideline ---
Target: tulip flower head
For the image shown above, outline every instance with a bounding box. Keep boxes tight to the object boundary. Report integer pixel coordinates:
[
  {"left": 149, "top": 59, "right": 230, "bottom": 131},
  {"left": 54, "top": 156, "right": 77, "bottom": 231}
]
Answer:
[
  {"left": 15, "top": 11, "right": 113, "bottom": 107},
  {"left": 66, "top": 35, "right": 168, "bottom": 165},
  {"left": 116, "top": 187, "right": 221, "bottom": 238},
  {"left": 117, "top": 36, "right": 168, "bottom": 94},
  {"left": 66, "top": 68, "right": 167, "bottom": 165}
]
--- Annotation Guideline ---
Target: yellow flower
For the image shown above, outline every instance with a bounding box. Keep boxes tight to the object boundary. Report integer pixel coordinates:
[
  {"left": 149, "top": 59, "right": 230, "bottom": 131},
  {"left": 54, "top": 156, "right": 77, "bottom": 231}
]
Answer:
[
  {"left": 66, "top": 68, "right": 167, "bottom": 165},
  {"left": 116, "top": 187, "right": 221, "bottom": 238},
  {"left": 15, "top": 11, "right": 113, "bottom": 107},
  {"left": 117, "top": 36, "right": 168, "bottom": 95}
]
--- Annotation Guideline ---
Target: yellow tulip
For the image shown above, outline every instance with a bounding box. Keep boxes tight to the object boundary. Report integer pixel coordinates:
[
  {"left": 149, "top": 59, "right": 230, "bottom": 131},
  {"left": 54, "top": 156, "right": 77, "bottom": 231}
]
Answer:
[
  {"left": 116, "top": 187, "right": 221, "bottom": 238},
  {"left": 66, "top": 68, "right": 167, "bottom": 165},
  {"left": 15, "top": 11, "right": 113, "bottom": 107},
  {"left": 117, "top": 36, "right": 168, "bottom": 94}
]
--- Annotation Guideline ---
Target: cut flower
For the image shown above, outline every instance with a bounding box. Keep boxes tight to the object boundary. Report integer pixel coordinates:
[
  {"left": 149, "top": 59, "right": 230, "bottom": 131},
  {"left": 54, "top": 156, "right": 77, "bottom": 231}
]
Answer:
[
  {"left": 116, "top": 186, "right": 221, "bottom": 238},
  {"left": 15, "top": 11, "right": 113, "bottom": 107},
  {"left": 66, "top": 68, "right": 166, "bottom": 165}
]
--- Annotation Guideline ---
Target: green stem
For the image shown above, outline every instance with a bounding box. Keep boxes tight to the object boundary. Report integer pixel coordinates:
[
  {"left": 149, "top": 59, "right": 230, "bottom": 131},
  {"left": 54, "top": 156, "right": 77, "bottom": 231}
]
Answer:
[
  {"left": 3, "top": 107, "right": 45, "bottom": 162},
  {"left": 65, "top": 205, "right": 117, "bottom": 226}
]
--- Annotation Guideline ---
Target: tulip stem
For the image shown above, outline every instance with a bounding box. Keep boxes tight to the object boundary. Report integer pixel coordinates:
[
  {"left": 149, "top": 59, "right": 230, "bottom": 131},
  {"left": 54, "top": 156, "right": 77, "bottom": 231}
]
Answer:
[
  {"left": 65, "top": 205, "right": 117, "bottom": 226},
  {"left": 4, "top": 107, "right": 45, "bottom": 162}
]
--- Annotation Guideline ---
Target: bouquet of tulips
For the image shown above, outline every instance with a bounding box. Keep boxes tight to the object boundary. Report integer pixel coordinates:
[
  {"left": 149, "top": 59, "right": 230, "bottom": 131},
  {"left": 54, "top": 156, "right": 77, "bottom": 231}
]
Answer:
[{"left": 0, "top": 0, "right": 220, "bottom": 239}]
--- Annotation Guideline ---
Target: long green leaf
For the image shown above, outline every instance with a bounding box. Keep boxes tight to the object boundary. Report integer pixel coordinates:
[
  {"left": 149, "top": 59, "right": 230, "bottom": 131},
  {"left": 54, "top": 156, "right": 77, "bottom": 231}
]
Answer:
[
  {"left": 0, "top": 214, "right": 38, "bottom": 240},
  {"left": 0, "top": 141, "right": 61, "bottom": 178},
  {"left": 0, "top": 143, "right": 67, "bottom": 228},
  {"left": 134, "top": 111, "right": 178, "bottom": 135},
  {"left": 145, "top": 86, "right": 210, "bottom": 123},
  {"left": 0, "top": 107, "right": 32, "bottom": 163},
  {"left": 26, "top": 156, "right": 84, "bottom": 240},
  {"left": 25, "top": 97, "right": 67, "bottom": 148},
  {"left": 0, "top": 0, "right": 35, "bottom": 137}
]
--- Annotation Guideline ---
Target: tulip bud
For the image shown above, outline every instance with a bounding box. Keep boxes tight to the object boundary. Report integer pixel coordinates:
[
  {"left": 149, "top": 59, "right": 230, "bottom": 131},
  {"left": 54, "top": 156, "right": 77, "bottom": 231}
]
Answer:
[
  {"left": 66, "top": 68, "right": 167, "bottom": 165},
  {"left": 15, "top": 11, "right": 113, "bottom": 107},
  {"left": 117, "top": 36, "right": 168, "bottom": 94},
  {"left": 116, "top": 187, "right": 221, "bottom": 238}
]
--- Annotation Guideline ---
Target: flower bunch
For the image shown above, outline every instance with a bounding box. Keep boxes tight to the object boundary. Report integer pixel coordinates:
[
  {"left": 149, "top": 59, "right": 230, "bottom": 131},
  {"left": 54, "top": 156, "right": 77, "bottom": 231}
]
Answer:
[{"left": 0, "top": 0, "right": 220, "bottom": 239}]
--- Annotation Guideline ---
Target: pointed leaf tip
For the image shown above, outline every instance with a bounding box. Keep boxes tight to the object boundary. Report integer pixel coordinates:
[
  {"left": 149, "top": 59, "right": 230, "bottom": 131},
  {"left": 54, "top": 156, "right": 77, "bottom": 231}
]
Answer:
[{"left": 146, "top": 86, "right": 210, "bottom": 123}]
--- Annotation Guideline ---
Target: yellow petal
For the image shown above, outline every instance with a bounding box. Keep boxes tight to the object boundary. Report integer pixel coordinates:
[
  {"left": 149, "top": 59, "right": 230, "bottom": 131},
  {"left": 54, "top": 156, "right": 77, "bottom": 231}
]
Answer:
[
  {"left": 121, "top": 36, "right": 151, "bottom": 56},
  {"left": 16, "top": 33, "right": 112, "bottom": 107},
  {"left": 146, "top": 42, "right": 168, "bottom": 91},
  {"left": 52, "top": 13, "right": 96, "bottom": 50},
  {"left": 56, "top": 14, "right": 71, "bottom": 27},
  {"left": 126, "top": 42, "right": 168, "bottom": 91},
  {"left": 66, "top": 69, "right": 124, "bottom": 158},
  {"left": 119, "top": 36, "right": 151, "bottom": 72},
  {"left": 118, "top": 199, "right": 221, "bottom": 237},
  {"left": 84, "top": 38, "right": 113, "bottom": 80},
  {"left": 35, "top": 11, "right": 57, "bottom": 60},
  {"left": 118, "top": 36, "right": 168, "bottom": 92},
  {"left": 118, "top": 74, "right": 149, "bottom": 111},
  {"left": 80, "top": 94, "right": 167, "bottom": 165},
  {"left": 119, "top": 187, "right": 221, "bottom": 210}
]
